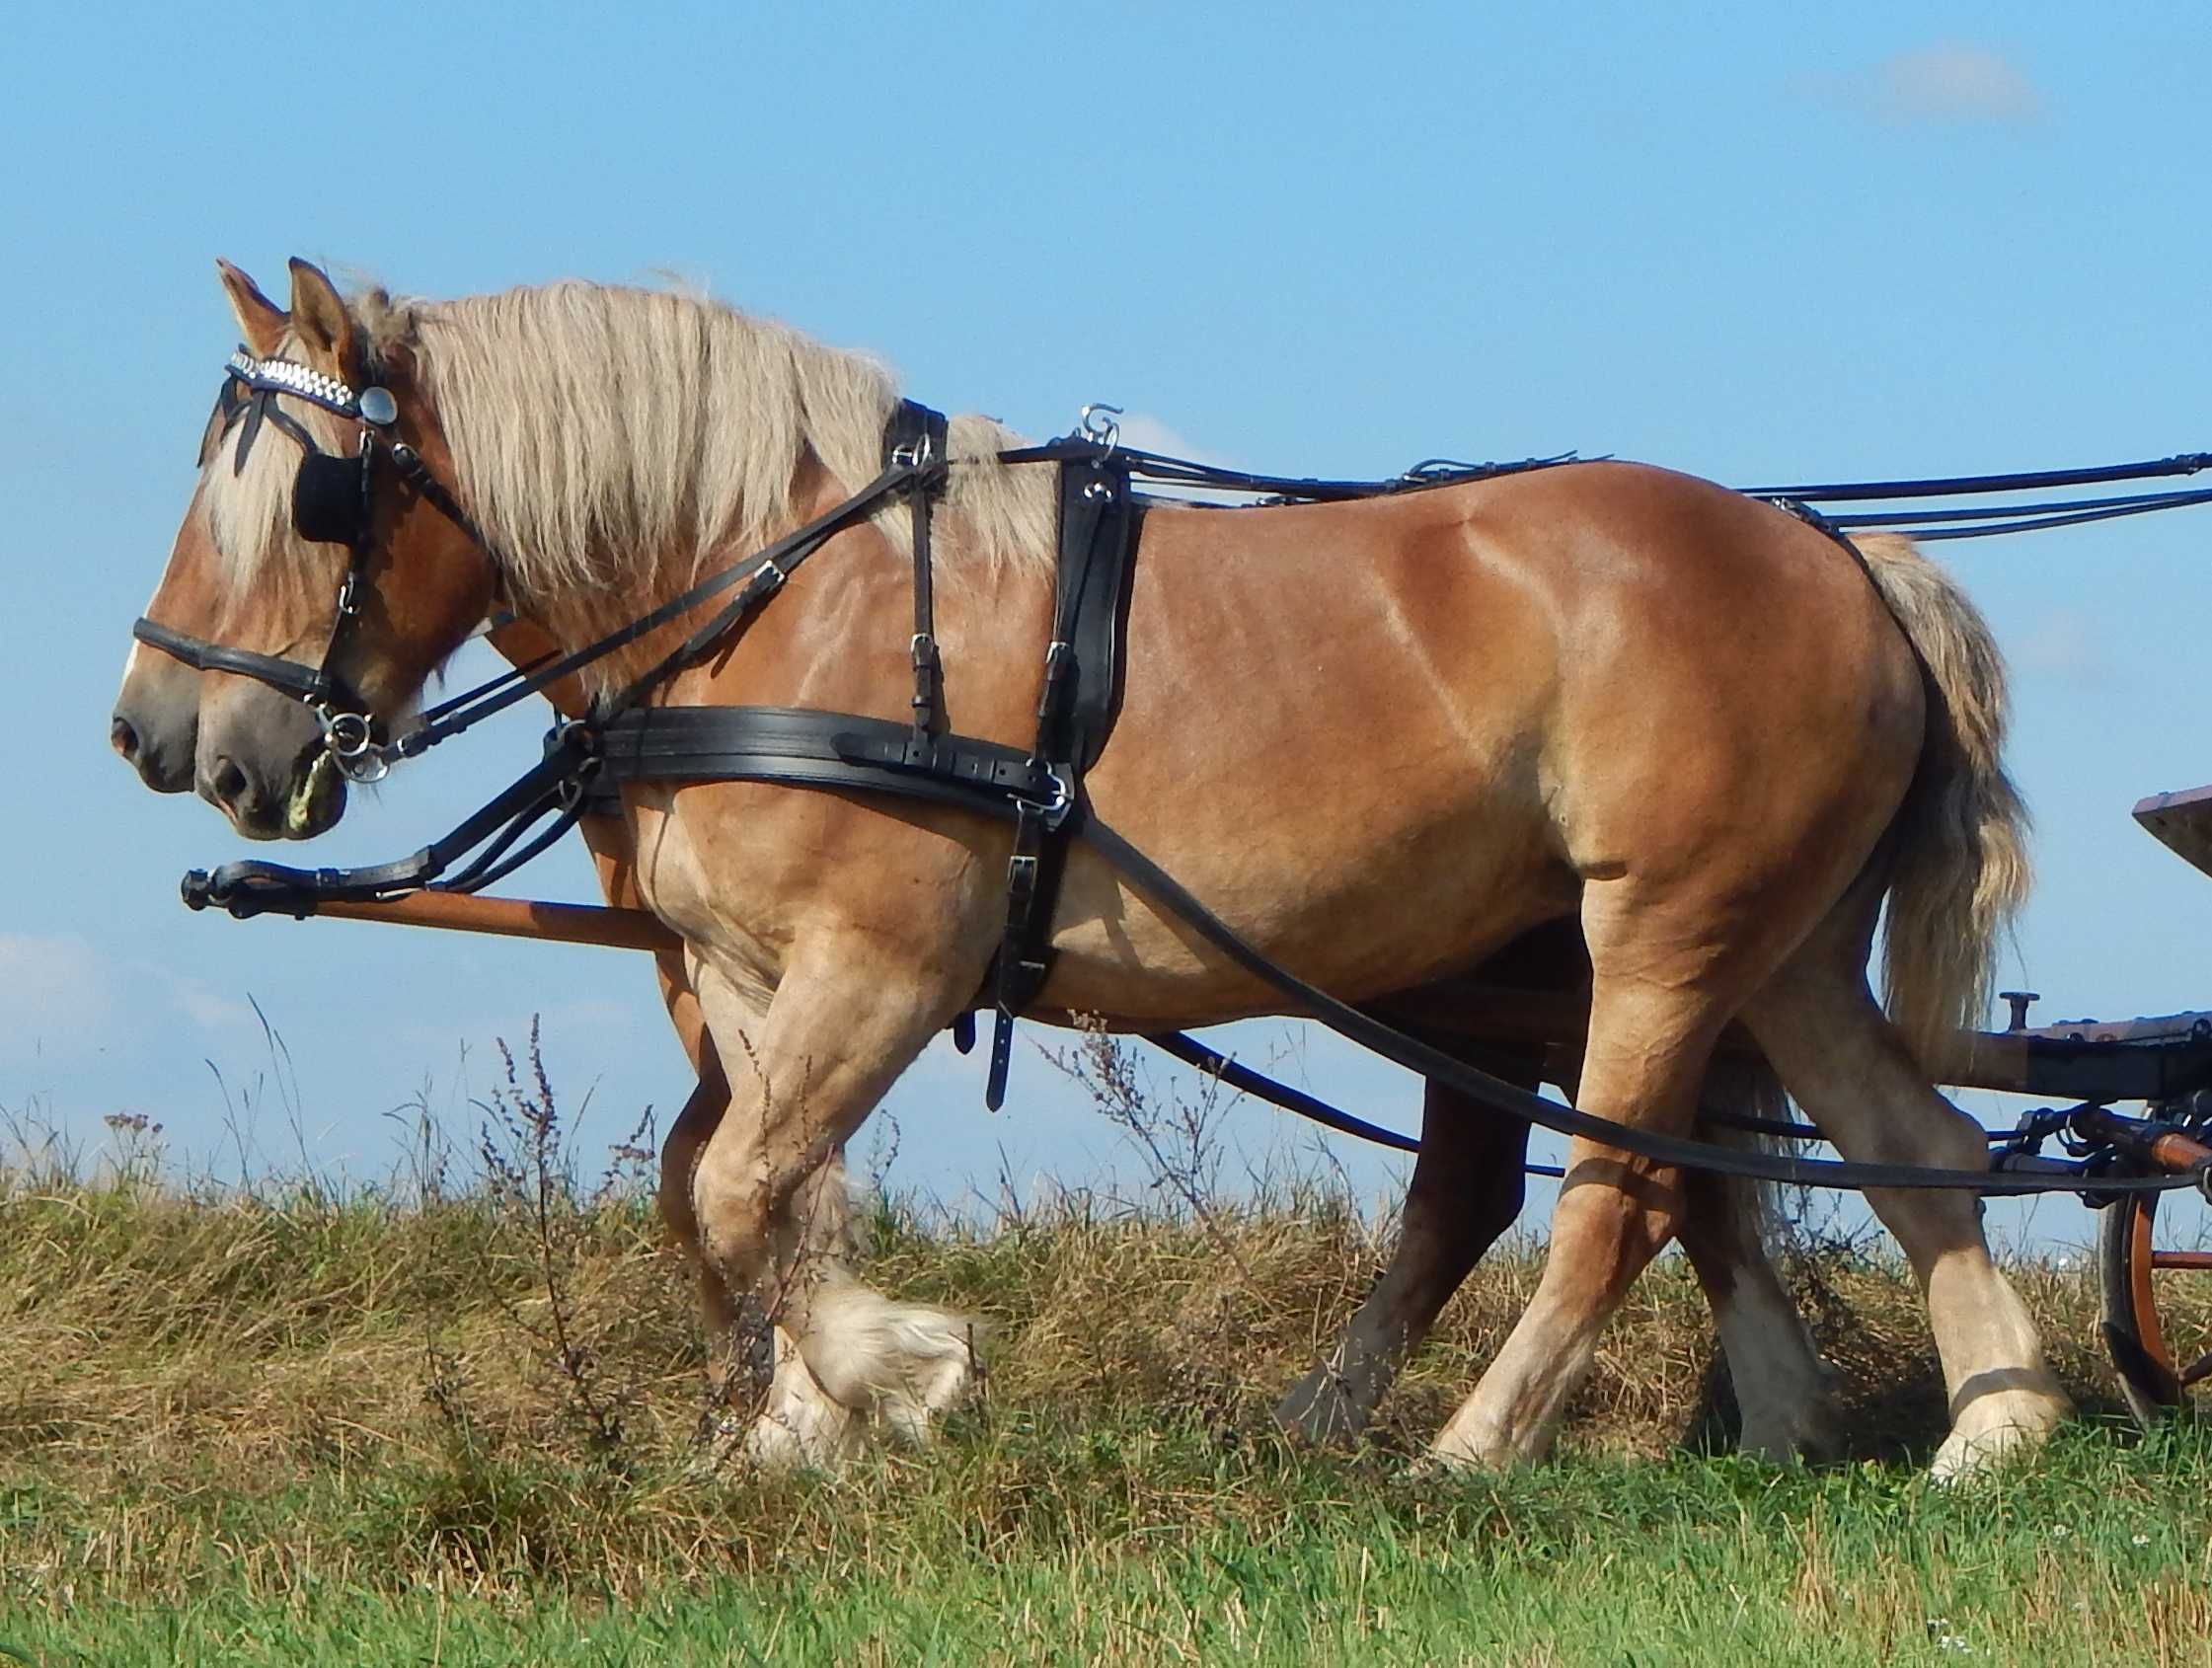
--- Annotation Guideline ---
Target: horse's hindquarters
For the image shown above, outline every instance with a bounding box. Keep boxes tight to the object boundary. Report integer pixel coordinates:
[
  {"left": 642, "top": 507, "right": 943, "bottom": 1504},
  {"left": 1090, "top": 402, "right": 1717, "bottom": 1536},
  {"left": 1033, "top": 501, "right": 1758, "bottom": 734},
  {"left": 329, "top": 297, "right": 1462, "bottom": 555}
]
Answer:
[{"left": 1032, "top": 465, "right": 1927, "bottom": 1028}]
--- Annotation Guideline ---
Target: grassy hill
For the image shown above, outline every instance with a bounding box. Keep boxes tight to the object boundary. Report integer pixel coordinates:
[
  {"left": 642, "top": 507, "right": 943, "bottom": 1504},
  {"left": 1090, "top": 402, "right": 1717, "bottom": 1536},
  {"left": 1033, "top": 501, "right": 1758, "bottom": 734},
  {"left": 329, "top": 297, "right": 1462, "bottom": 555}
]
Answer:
[{"left": 2, "top": 1082, "right": 2208, "bottom": 1665}]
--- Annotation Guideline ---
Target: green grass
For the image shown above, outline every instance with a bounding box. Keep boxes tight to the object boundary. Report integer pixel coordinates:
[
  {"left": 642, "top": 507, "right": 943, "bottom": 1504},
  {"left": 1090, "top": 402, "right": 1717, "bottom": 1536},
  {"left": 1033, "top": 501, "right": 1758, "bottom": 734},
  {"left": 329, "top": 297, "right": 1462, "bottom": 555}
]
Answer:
[
  {"left": 4, "top": 1427, "right": 2207, "bottom": 1665},
  {"left": 4, "top": 1128, "right": 2210, "bottom": 1665}
]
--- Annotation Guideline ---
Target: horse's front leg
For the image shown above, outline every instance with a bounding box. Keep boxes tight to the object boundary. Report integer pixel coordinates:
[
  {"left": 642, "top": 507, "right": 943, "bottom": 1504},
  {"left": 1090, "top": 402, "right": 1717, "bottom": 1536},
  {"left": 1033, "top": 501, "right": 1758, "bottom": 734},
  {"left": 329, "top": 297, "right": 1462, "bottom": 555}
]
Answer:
[{"left": 688, "top": 936, "right": 980, "bottom": 1468}]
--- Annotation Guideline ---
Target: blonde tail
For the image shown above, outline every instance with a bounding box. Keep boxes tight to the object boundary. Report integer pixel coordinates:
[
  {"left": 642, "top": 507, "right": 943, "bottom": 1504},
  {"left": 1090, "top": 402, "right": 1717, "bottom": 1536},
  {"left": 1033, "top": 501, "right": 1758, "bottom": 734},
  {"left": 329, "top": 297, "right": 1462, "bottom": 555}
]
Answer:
[{"left": 1849, "top": 533, "right": 2031, "bottom": 1068}]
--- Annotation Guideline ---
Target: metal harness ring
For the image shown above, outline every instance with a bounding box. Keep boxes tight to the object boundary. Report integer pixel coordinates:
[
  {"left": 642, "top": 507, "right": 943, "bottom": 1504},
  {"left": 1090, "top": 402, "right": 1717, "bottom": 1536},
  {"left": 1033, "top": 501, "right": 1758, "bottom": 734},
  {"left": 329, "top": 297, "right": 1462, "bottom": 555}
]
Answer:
[{"left": 318, "top": 709, "right": 390, "bottom": 783}]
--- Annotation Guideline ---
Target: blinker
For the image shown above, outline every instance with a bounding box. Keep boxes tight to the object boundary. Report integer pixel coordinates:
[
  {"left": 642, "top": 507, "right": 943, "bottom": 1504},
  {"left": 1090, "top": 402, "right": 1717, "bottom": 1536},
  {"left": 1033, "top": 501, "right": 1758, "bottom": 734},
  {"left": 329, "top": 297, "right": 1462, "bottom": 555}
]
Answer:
[{"left": 293, "top": 451, "right": 365, "bottom": 545}]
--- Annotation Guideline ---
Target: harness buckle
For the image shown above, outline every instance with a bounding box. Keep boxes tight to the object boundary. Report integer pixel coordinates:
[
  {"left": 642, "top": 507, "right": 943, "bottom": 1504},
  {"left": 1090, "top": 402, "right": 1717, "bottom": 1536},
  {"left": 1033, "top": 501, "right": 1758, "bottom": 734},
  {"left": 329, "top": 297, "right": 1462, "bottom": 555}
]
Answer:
[
  {"left": 890, "top": 433, "right": 936, "bottom": 470},
  {"left": 1038, "top": 765, "right": 1074, "bottom": 831}
]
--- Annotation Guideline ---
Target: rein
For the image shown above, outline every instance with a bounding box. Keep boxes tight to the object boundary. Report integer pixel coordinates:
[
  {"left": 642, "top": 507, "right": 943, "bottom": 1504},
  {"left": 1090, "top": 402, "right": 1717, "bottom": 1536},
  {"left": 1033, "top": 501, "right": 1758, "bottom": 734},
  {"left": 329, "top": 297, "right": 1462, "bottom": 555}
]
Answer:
[{"left": 146, "top": 351, "right": 2212, "bottom": 1202}]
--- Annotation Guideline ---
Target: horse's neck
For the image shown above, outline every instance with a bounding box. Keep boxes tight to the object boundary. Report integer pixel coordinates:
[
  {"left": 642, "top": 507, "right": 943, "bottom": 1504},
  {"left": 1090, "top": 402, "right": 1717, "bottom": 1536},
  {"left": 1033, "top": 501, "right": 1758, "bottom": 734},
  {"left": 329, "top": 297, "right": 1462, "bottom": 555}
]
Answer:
[
  {"left": 484, "top": 617, "right": 589, "bottom": 720},
  {"left": 494, "top": 450, "right": 858, "bottom": 700}
]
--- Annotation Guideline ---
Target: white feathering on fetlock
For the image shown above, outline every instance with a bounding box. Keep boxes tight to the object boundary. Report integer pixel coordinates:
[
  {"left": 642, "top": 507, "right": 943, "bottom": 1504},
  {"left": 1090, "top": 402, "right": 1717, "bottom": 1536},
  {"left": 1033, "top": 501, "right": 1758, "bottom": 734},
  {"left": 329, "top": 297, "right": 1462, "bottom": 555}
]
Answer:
[
  {"left": 800, "top": 1282, "right": 986, "bottom": 1442},
  {"left": 741, "top": 1326, "right": 864, "bottom": 1472}
]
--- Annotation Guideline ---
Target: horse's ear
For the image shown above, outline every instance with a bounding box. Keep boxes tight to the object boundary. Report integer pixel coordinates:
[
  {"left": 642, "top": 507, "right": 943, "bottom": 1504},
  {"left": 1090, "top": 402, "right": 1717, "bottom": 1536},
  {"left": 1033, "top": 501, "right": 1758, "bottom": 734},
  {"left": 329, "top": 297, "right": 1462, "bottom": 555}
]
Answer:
[
  {"left": 286, "top": 258, "right": 358, "bottom": 377},
  {"left": 216, "top": 259, "right": 286, "bottom": 358}
]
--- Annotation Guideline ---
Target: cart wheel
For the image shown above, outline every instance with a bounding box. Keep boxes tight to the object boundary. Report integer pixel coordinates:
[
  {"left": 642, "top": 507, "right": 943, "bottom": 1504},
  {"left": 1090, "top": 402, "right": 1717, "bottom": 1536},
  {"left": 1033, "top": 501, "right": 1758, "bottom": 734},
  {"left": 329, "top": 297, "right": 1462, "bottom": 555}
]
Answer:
[{"left": 2098, "top": 1185, "right": 2204, "bottom": 1428}]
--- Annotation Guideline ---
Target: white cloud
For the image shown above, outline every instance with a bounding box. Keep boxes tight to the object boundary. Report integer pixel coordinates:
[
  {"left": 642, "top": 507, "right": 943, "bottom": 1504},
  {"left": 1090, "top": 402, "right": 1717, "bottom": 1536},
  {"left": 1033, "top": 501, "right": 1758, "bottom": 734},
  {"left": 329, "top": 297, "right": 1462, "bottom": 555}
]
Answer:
[
  {"left": 2012, "top": 607, "right": 2108, "bottom": 684},
  {"left": 0, "top": 933, "right": 114, "bottom": 1058},
  {"left": 1109, "top": 412, "right": 1266, "bottom": 504},
  {"left": 1113, "top": 412, "right": 1223, "bottom": 466},
  {"left": 0, "top": 934, "right": 257, "bottom": 1066},
  {"left": 1808, "top": 42, "right": 2046, "bottom": 126}
]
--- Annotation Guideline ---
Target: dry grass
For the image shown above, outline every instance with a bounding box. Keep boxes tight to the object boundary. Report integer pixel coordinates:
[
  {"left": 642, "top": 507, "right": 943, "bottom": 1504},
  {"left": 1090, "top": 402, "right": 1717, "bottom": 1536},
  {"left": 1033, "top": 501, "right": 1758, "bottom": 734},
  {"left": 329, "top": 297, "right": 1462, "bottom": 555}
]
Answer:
[
  {"left": 3, "top": 1037, "right": 2207, "bottom": 1663},
  {"left": 0, "top": 1137, "right": 2190, "bottom": 1564}
]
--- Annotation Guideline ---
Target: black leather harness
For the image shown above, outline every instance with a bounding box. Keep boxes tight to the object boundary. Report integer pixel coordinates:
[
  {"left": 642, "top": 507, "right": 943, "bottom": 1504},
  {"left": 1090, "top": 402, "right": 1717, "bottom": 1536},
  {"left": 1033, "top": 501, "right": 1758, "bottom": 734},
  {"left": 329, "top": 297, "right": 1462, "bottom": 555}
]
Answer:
[
  {"left": 589, "top": 402, "right": 1141, "bottom": 1106},
  {"left": 148, "top": 357, "right": 2212, "bottom": 1200}
]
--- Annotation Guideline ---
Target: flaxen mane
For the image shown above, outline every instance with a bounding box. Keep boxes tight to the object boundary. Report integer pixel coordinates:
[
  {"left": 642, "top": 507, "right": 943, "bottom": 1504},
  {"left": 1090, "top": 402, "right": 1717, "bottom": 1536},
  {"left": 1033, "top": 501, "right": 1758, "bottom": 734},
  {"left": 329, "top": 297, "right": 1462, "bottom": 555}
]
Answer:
[{"left": 200, "top": 280, "right": 1056, "bottom": 647}]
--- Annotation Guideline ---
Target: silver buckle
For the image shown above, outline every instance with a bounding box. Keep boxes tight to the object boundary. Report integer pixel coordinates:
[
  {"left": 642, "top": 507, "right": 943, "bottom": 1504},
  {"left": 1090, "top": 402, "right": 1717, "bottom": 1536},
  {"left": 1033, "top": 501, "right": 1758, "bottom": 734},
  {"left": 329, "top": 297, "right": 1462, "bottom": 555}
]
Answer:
[{"left": 1038, "top": 765, "right": 1074, "bottom": 830}]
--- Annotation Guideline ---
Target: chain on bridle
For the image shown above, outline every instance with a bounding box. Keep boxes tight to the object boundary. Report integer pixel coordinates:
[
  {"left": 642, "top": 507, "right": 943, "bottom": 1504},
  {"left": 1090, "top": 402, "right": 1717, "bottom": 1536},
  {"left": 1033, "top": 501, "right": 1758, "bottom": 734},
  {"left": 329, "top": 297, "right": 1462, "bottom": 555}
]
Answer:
[{"left": 132, "top": 350, "right": 483, "bottom": 784}]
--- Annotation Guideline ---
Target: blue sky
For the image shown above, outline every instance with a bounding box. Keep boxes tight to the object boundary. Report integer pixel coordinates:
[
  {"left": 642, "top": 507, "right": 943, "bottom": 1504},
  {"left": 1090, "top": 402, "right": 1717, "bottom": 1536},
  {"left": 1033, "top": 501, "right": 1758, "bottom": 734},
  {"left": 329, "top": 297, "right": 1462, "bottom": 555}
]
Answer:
[{"left": 4, "top": 4, "right": 2210, "bottom": 1247}]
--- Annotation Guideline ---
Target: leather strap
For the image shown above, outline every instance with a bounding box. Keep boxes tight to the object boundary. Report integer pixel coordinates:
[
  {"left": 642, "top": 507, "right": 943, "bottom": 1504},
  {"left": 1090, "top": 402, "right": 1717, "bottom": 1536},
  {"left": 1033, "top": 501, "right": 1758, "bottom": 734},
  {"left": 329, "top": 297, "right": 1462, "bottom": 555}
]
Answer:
[
  {"left": 983, "top": 451, "right": 1139, "bottom": 1106},
  {"left": 1053, "top": 459, "right": 1140, "bottom": 773},
  {"left": 132, "top": 616, "right": 359, "bottom": 711},
  {"left": 182, "top": 736, "right": 590, "bottom": 918},
  {"left": 597, "top": 706, "right": 1061, "bottom": 814},
  {"left": 884, "top": 400, "right": 952, "bottom": 744},
  {"left": 1076, "top": 812, "right": 2201, "bottom": 1196}
]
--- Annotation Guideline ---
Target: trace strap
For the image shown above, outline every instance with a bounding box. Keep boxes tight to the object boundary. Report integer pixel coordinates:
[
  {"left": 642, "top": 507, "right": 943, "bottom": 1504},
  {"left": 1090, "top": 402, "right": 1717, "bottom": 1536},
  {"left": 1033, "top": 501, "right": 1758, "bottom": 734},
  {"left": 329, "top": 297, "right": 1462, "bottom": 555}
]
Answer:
[{"left": 1073, "top": 816, "right": 2202, "bottom": 1196}]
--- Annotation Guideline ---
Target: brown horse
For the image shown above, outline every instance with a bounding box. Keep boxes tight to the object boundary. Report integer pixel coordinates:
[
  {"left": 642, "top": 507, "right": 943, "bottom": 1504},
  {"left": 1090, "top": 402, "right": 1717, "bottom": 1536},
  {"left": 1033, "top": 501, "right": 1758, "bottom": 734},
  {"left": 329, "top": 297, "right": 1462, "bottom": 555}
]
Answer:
[
  {"left": 115, "top": 259, "right": 2055, "bottom": 1478},
  {"left": 128, "top": 599, "right": 1828, "bottom": 1471}
]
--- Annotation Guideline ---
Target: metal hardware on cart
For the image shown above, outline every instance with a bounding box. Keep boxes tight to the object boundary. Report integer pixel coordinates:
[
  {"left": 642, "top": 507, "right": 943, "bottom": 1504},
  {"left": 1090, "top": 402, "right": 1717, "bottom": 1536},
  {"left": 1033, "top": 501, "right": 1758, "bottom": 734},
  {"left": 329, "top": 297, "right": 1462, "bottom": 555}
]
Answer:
[
  {"left": 1995, "top": 1102, "right": 2071, "bottom": 1163},
  {"left": 1999, "top": 990, "right": 2040, "bottom": 1031}
]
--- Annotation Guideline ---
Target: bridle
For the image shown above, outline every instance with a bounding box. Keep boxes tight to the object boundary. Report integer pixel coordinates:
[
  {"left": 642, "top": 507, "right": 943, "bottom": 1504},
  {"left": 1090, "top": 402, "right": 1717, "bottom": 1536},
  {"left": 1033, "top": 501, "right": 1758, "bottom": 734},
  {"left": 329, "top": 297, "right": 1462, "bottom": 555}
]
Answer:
[{"left": 132, "top": 349, "right": 486, "bottom": 783}]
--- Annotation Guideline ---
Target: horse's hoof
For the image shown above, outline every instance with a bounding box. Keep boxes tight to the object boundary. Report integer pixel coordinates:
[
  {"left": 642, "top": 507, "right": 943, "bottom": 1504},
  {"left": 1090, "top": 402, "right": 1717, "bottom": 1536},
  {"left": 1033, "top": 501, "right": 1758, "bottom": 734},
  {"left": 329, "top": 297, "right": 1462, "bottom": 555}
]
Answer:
[
  {"left": 1273, "top": 1367, "right": 1369, "bottom": 1449},
  {"left": 685, "top": 1407, "right": 752, "bottom": 1481},
  {"left": 1928, "top": 1385, "right": 2069, "bottom": 1484}
]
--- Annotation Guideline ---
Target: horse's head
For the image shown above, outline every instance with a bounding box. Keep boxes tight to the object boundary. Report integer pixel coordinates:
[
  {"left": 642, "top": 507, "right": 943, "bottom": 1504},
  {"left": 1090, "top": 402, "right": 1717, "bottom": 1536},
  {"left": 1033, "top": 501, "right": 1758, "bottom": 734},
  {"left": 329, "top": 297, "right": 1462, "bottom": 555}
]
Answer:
[{"left": 114, "top": 259, "right": 497, "bottom": 840}]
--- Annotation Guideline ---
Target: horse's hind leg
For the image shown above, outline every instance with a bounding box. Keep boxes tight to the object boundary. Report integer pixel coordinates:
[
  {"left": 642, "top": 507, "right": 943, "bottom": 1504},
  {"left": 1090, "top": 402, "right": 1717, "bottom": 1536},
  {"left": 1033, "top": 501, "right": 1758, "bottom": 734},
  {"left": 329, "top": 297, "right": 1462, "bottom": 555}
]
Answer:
[
  {"left": 1277, "top": 1054, "right": 1835, "bottom": 1462},
  {"left": 1677, "top": 1147, "right": 1840, "bottom": 1463},
  {"left": 1427, "top": 961, "right": 1726, "bottom": 1468},
  {"left": 1741, "top": 916, "right": 2068, "bottom": 1480},
  {"left": 1275, "top": 1068, "right": 1534, "bottom": 1444}
]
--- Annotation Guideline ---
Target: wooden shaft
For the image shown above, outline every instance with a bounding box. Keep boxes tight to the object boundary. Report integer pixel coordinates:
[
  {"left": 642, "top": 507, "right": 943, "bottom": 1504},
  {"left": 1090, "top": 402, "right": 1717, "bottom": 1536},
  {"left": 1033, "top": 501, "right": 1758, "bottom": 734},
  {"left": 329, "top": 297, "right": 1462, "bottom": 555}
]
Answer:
[
  {"left": 289, "top": 904, "right": 2199, "bottom": 1107},
  {"left": 312, "top": 891, "right": 682, "bottom": 955},
  {"left": 2074, "top": 1103, "right": 2212, "bottom": 1175},
  {"left": 2150, "top": 1130, "right": 2212, "bottom": 1175}
]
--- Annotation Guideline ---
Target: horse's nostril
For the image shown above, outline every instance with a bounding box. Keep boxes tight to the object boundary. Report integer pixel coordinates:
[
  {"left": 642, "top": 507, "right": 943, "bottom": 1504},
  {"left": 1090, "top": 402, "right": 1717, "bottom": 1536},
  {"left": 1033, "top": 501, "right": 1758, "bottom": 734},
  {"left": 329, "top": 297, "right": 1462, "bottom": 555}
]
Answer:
[
  {"left": 210, "top": 755, "right": 249, "bottom": 808},
  {"left": 111, "top": 716, "right": 140, "bottom": 760}
]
